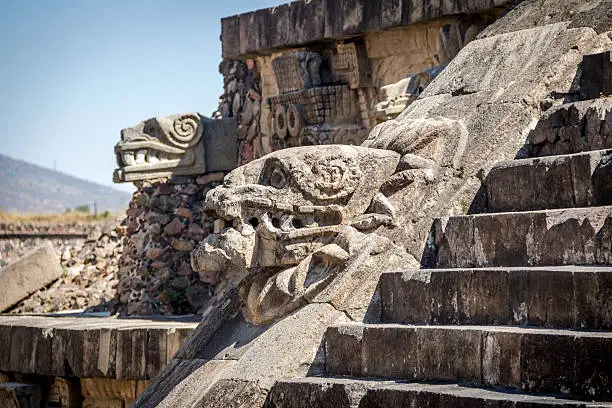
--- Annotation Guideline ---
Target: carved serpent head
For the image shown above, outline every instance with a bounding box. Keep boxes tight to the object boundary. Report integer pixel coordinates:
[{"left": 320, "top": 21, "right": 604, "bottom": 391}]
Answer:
[
  {"left": 191, "top": 145, "right": 401, "bottom": 324},
  {"left": 113, "top": 113, "right": 205, "bottom": 182}
]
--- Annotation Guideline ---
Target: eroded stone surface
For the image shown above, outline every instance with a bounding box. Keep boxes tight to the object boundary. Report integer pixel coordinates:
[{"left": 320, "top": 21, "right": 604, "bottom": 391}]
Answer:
[
  {"left": 221, "top": 0, "right": 511, "bottom": 59},
  {"left": 382, "top": 267, "right": 612, "bottom": 329},
  {"left": 266, "top": 378, "right": 612, "bottom": 408},
  {"left": 484, "top": 149, "right": 612, "bottom": 212},
  {"left": 428, "top": 207, "right": 612, "bottom": 268},
  {"left": 525, "top": 98, "right": 612, "bottom": 157},
  {"left": 326, "top": 324, "right": 612, "bottom": 398}
]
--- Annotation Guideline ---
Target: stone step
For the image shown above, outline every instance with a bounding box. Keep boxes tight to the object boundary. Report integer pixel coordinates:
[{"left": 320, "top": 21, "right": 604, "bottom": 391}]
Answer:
[
  {"left": 0, "top": 315, "right": 198, "bottom": 380},
  {"left": 524, "top": 98, "right": 612, "bottom": 158},
  {"left": 266, "top": 378, "right": 612, "bottom": 408},
  {"left": 484, "top": 150, "right": 612, "bottom": 213},
  {"left": 423, "top": 206, "right": 612, "bottom": 269},
  {"left": 325, "top": 324, "right": 612, "bottom": 399},
  {"left": 380, "top": 267, "right": 612, "bottom": 329}
]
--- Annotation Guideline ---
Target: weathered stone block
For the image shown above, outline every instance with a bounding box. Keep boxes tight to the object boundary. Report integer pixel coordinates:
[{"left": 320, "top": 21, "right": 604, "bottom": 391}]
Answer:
[
  {"left": 264, "top": 378, "right": 355, "bottom": 408},
  {"left": 220, "top": 0, "right": 510, "bottom": 58},
  {"left": 482, "top": 331, "right": 522, "bottom": 388},
  {"left": 415, "top": 327, "right": 482, "bottom": 382},
  {"left": 484, "top": 150, "right": 612, "bottom": 212},
  {"left": 204, "top": 117, "right": 238, "bottom": 173},
  {"left": 574, "top": 270, "right": 612, "bottom": 329},
  {"left": 526, "top": 99, "right": 612, "bottom": 157},
  {"left": 326, "top": 324, "right": 612, "bottom": 398},
  {"left": 581, "top": 51, "right": 612, "bottom": 100},
  {"left": 428, "top": 207, "right": 612, "bottom": 268},
  {"left": 0, "top": 242, "right": 62, "bottom": 312},
  {"left": 362, "top": 325, "right": 417, "bottom": 378},
  {"left": 267, "top": 379, "right": 612, "bottom": 408},
  {"left": 325, "top": 325, "right": 363, "bottom": 377},
  {"left": 0, "top": 316, "right": 197, "bottom": 380}
]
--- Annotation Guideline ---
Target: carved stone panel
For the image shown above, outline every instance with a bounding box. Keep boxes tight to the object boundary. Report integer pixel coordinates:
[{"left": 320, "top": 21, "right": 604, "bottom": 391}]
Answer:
[
  {"left": 272, "top": 52, "right": 323, "bottom": 94},
  {"left": 113, "top": 114, "right": 237, "bottom": 183}
]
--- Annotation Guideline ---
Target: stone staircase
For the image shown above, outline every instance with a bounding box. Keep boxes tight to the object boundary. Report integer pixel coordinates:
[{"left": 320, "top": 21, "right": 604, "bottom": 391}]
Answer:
[{"left": 263, "top": 80, "right": 612, "bottom": 407}]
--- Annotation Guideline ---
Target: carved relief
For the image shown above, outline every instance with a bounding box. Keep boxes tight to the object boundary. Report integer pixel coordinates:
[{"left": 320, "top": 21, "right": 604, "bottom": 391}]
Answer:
[
  {"left": 113, "top": 113, "right": 237, "bottom": 183},
  {"left": 272, "top": 52, "right": 322, "bottom": 93},
  {"left": 436, "top": 19, "right": 488, "bottom": 65},
  {"left": 374, "top": 65, "right": 446, "bottom": 123},
  {"left": 331, "top": 42, "right": 373, "bottom": 89},
  {"left": 191, "top": 145, "right": 415, "bottom": 325},
  {"left": 267, "top": 46, "right": 373, "bottom": 151},
  {"left": 113, "top": 113, "right": 206, "bottom": 182}
]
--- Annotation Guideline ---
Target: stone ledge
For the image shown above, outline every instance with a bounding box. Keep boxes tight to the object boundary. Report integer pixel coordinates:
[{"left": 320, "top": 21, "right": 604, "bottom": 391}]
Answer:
[
  {"left": 221, "top": 0, "right": 512, "bottom": 59},
  {"left": 0, "top": 315, "right": 198, "bottom": 380},
  {"left": 425, "top": 206, "right": 612, "bottom": 268},
  {"left": 326, "top": 324, "right": 612, "bottom": 398},
  {"left": 381, "top": 266, "right": 612, "bottom": 329},
  {"left": 267, "top": 378, "right": 612, "bottom": 407},
  {"left": 484, "top": 149, "right": 612, "bottom": 212}
]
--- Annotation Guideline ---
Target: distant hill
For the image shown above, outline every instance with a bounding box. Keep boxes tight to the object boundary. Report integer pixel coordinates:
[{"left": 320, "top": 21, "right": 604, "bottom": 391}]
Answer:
[{"left": 0, "top": 154, "right": 131, "bottom": 214}]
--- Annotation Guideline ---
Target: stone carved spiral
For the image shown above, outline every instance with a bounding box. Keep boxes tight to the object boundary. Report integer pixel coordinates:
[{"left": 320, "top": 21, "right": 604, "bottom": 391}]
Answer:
[{"left": 167, "top": 114, "right": 204, "bottom": 149}]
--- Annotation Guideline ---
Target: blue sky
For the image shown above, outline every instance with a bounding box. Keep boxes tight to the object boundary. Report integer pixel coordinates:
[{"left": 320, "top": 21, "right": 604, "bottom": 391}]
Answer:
[{"left": 0, "top": 0, "right": 282, "bottom": 192}]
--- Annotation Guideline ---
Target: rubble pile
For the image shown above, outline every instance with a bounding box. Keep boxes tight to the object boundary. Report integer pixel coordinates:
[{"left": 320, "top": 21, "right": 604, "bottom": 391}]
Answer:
[{"left": 3, "top": 220, "right": 124, "bottom": 313}]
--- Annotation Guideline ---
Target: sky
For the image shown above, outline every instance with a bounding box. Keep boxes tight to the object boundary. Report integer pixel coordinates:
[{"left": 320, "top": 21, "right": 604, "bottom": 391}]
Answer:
[{"left": 0, "top": 0, "right": 283, "bottom": 193}]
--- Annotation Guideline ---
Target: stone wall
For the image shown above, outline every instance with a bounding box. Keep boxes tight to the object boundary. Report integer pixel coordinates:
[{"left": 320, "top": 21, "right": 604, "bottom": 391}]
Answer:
[
  {"left": 114, "top": 174, "right": 225, "bottom": 315},
  {"left": 112, "top": 113, "right": 238, "bottom": 316},
  {"left": 218, "top": 60, "right": 264, "bottom": 164},
  {"left": 219, "top": 1, "right": 504, "bottom": 163}
]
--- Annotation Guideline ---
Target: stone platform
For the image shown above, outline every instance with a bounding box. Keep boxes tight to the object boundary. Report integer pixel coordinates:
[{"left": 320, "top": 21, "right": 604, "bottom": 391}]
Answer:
[{"left": 0, "top": 314, "right": 198, "bottom": 380}]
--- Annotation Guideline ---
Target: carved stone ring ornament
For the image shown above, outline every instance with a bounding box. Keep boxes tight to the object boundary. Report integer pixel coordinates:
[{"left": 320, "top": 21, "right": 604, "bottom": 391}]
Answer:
[
  {"left": 274, "top": 105, "right": 288, "bottom": 139},
  {"left": 286, "top": 104, "right": 304, "bottom": 138}
]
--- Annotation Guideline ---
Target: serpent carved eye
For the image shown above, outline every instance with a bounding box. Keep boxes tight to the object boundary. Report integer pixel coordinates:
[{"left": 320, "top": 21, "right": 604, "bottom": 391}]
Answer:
[{"left": 270, "top": 167, "right": 287, "bottom": 189}]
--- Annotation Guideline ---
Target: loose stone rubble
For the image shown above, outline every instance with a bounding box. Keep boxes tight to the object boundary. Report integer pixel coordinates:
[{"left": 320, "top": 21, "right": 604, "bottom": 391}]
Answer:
[{"left": 1, "top": 220, "right": 124, "bottom": 314}]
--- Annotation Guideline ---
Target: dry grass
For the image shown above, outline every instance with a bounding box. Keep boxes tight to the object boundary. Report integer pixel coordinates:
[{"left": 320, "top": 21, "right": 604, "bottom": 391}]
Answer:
[{"left": 0, "top": 210, "right": 122, "bottom": 224}]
